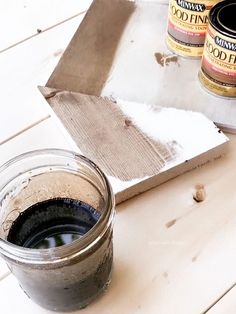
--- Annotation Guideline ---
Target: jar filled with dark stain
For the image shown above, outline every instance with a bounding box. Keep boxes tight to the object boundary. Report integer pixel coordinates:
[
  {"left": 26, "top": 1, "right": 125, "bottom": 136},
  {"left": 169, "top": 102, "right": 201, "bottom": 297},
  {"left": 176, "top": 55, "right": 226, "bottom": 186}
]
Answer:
[{"left": 0, "top": 149, "right": 115, "bottom": 311}]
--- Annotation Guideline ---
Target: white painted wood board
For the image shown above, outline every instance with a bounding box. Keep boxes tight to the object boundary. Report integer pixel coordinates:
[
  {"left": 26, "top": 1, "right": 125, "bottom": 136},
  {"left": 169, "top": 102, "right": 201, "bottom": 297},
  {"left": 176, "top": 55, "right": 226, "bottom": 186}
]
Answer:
[
  {"left": 42, "top": 87, "right": 228, "bottom": 204},
  {"left": 47, "top": 0, "right": 236, "bottom": 131}
]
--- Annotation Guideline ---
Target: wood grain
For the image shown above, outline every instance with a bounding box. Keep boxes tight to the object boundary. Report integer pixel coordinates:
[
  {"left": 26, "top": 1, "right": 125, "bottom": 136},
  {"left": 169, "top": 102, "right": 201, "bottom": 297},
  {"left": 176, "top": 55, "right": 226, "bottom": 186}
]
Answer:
[
  {"left": 41, "top": 87, "right": 176, "bottom": 181},
  {"left": 41, "top": 86, "right": 228, "bottom": 203}
]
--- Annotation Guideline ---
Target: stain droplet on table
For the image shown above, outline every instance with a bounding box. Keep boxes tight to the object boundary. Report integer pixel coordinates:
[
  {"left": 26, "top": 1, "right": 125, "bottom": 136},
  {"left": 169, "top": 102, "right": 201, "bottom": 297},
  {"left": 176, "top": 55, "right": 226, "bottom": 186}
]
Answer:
[
  {"left": 163, "top": 272, "right": 168, "bottom": 278},
  {"left": 166, "top": 56, "right": 178, "bottom": 66},
  {"left": 154, "top": 52, "right": 179, "bottom": 67},
  {"left": 192, "top": 255, "right": 198, "bottom": 262},
  {"left": 155, "top": 52, "right": 165, "bottom": 67},
  {"left": 165, "top": 219, "right": 177, "bottom": 228},
  {"left": 53, "top": 49, "right": 64, "bottom": 57},
  {"left": 193, "top": 184, "right": 206, "bottom": 203},
  {"left": 152, "top": 275, "right": 157, "bottom": 283}
]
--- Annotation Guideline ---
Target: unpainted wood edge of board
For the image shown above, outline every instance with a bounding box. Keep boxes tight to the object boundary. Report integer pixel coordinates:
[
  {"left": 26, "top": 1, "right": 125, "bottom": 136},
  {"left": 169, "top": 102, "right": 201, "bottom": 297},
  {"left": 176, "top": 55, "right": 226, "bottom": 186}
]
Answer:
[
  {"left": 115, "top": 140, "right": 229, "bottom": 204},
  {"left": 46, "top": 0, "right": 136, "bottom": 95},
  {"left": 45, "top": 0, "right": 95, "bottom": 90}
]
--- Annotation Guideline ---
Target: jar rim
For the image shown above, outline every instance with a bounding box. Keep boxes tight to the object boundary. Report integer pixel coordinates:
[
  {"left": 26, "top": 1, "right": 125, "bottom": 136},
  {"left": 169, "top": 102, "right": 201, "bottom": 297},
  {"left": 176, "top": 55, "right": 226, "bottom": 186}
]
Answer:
[
  {"left": 209, "top": 0, "right": 236, "bottom": 39},
  {"left": 0, "top": 149, "right": 115, "bottom": 265}
]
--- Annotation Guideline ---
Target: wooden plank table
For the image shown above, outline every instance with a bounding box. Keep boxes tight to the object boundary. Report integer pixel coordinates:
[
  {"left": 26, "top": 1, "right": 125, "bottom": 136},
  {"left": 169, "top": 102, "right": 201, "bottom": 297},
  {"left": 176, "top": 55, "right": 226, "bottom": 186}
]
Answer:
[{"left": 0, "top": 1, "right": 236, "bottom": 313}]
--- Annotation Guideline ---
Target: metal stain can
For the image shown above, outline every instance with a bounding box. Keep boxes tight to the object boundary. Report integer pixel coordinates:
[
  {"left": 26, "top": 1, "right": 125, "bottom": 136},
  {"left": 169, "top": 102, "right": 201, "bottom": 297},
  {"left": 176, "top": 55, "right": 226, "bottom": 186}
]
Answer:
[
  {"left": 199, "top": 0, "right": 236, "bottom": 97},
  {"left": 166, "top": 0, "right": 221, "bottom": 58}
]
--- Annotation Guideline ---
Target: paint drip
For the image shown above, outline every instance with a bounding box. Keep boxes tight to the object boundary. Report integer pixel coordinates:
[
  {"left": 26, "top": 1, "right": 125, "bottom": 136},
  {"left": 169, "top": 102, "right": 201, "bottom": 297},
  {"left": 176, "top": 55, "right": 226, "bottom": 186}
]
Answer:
[
  {"left": 199, "top": 0, "right": 236, "bottom": 97},
  {"left": 166, "top": 0, "right": 221, "bottom": 58}
]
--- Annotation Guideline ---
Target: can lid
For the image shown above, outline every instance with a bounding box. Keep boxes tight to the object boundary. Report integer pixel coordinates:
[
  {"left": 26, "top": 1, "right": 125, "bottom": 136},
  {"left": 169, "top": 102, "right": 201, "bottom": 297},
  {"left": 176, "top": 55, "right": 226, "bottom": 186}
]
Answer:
[
  {"left": 210, "top": 1, "right": 236, "bottom": 39},
  {"left": 217, "top": 3, "right": 236, "bottom": 34}
]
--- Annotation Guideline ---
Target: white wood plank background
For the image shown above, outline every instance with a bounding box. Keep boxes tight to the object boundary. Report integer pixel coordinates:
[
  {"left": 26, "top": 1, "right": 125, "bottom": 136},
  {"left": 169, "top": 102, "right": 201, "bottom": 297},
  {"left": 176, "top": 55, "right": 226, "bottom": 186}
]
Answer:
[
  {"left": 0, "top": 116, "right": 74, "bottom": 166},
  {"left": 207, "top": 285, "right": 236, "bottom": 314},
  {"left": 0, "top": 0, "right": 92, "bottom": 52},
  {"left": 0, "top": 10, "right": 87, "bottom": 144}
]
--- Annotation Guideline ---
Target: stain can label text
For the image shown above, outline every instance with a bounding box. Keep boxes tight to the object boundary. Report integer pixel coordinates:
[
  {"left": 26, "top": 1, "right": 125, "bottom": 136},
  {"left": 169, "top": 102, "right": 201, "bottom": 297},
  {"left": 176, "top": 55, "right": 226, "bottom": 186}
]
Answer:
[
  {"left": 167, "top": 0, "right": 220, "bottom": 57},
  {"left": 199, "top": 24, "right": 236, "bottom": 97}
]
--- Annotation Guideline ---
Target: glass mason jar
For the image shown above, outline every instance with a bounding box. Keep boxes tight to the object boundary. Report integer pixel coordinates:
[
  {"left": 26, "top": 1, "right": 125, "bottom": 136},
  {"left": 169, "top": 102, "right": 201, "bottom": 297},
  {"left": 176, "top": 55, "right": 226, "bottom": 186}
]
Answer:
[{"left": 0, "top": 149, "right": 115, "bottom": 312}]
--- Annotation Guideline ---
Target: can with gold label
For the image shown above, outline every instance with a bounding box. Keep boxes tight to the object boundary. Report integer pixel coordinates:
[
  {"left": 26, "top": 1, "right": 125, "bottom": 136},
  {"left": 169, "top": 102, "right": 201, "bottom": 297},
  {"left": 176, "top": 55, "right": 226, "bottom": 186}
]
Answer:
[
  {"left": 199, "top": 0, "right": 236, "bottom": 97},
  {"left": 167, "top": 0, "right": 221, "bottom": 58}
]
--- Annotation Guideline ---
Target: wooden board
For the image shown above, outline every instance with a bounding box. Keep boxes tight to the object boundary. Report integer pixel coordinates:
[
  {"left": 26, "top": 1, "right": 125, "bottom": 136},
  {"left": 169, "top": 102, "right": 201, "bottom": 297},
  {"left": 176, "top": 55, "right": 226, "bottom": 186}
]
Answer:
[
  {"left": 46, "top": 0, "right": 236, "bottom": 132},
  {"left": 41, "top": 86, "right": 228, "bottom": 204}
]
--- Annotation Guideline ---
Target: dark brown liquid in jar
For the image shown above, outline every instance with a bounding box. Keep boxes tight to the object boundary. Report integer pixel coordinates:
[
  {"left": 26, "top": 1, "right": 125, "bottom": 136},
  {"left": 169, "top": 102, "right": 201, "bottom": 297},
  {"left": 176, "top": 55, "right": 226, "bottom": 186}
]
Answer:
[
  {"left": 7, "top": 198, "right": 113, "bottom": 311},
  {"left": 7, "top": 198, "right": 101, "bottom": 248}
]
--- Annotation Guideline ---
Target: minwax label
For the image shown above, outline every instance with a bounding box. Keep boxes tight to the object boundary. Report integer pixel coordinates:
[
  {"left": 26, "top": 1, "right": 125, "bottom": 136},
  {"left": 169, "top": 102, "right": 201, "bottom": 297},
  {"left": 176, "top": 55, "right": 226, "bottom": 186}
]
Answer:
[
  {"left": 167, "top": 0, "right": 220, "bottom": 57},
  {"left": 199, "top": 23, "right": 236, "bottom": 97}
]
